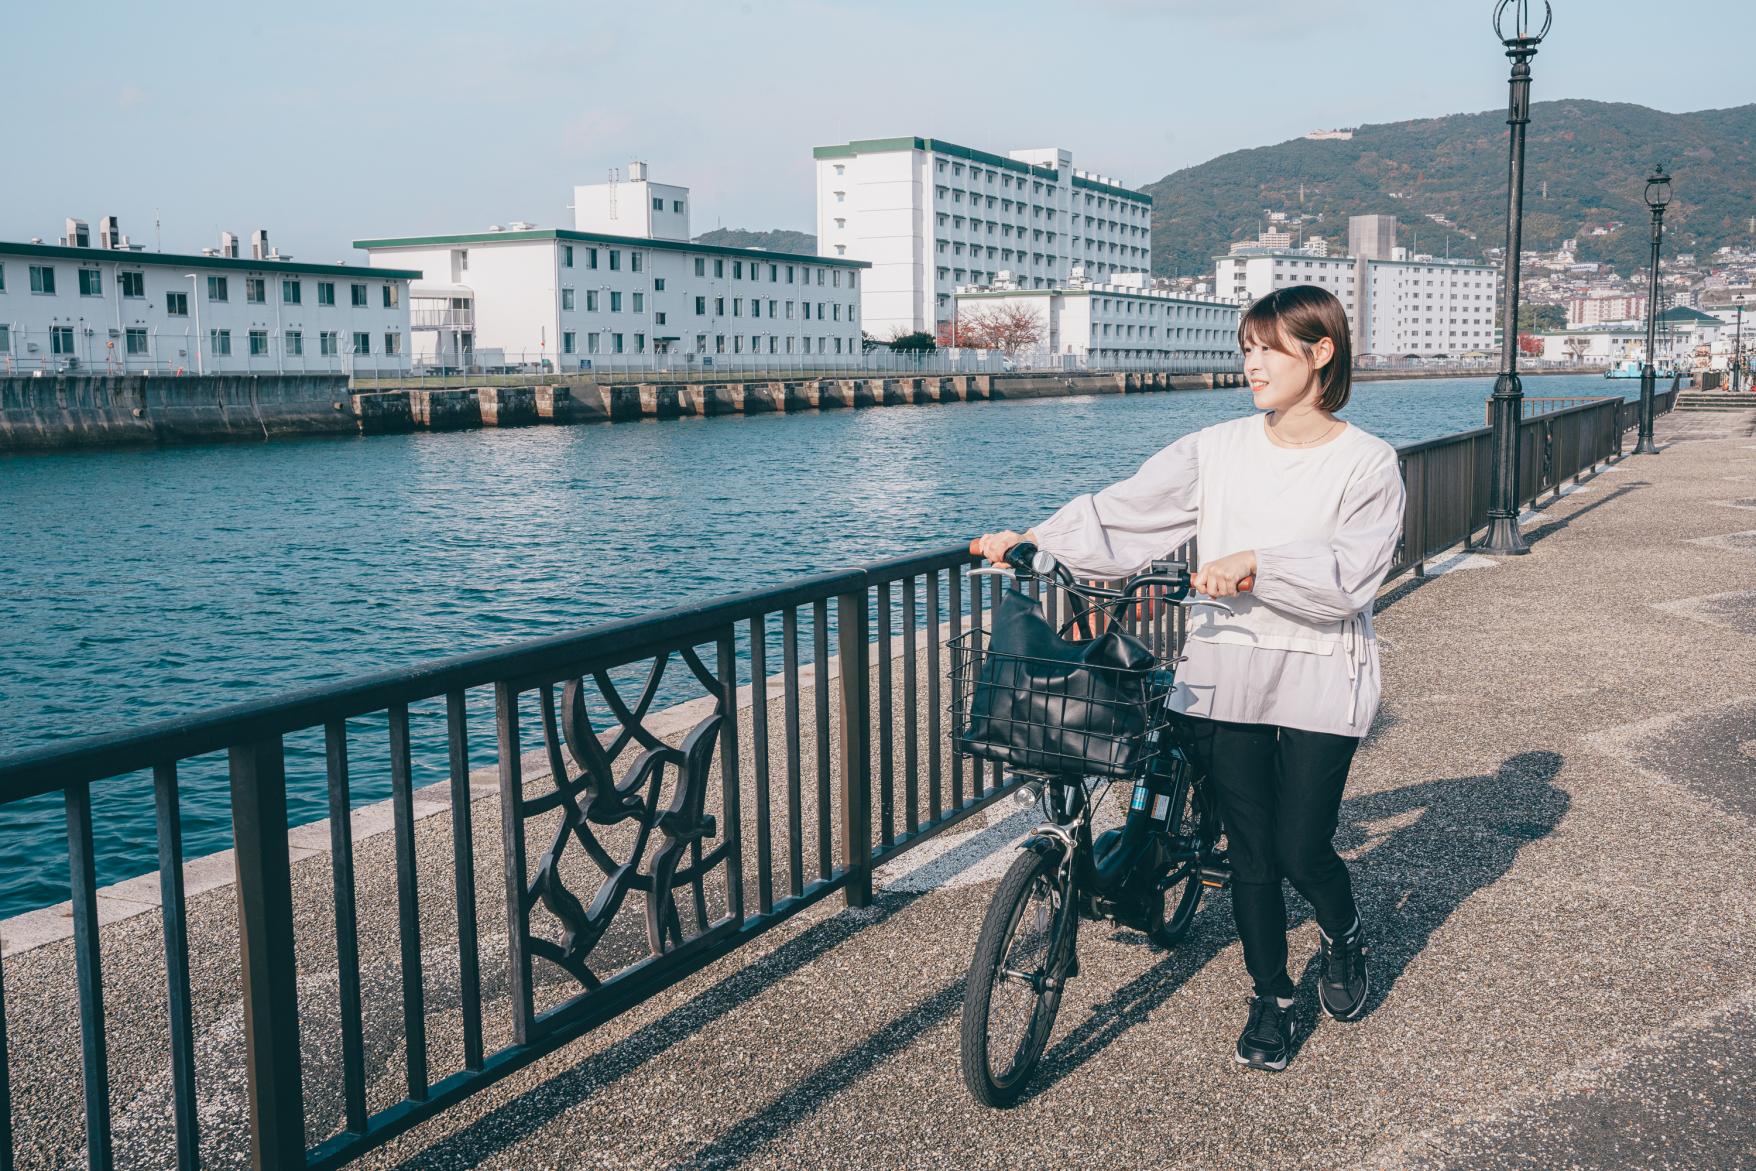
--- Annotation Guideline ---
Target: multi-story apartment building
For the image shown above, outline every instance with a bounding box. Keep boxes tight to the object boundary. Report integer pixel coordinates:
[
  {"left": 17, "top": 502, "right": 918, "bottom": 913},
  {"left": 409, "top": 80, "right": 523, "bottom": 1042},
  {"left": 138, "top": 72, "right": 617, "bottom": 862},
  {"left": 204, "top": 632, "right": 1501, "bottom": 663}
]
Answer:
[
  {"left": 357, "top": 164, "right": 867, "bottom": 370},
  {"left": 0, "top": 217, "right": 417, "bottom": 375},
  {"left": 1567, "top": 292, "right": 1647, "bottom": 327},
  {"left": 1215, "top": 216, "right": 1498, "bottom": 358},
  {"left": 812, "top": 137, "right": 1153, "bottom": 339},
  {"left": 953, "top": 274, "right": 1239, "bottom": 368}
]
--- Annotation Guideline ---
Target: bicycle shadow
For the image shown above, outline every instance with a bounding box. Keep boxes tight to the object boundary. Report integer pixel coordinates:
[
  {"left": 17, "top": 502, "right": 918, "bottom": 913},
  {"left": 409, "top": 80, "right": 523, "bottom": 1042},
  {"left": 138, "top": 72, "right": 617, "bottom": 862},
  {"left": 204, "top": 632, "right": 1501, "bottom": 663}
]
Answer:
[{"left": 1015, "top": 749, "right": 1570, "bottom": 1100}]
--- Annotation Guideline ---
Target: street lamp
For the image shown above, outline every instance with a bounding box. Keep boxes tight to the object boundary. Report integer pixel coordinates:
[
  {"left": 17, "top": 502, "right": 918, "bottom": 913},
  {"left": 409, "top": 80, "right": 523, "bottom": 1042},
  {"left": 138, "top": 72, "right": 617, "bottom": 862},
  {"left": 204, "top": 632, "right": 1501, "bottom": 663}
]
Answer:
[
  {"left": 1634, "top": 164, "right": 1671, "bottom": 454},
  {"left": 1482, "top": 0, "right": 1552, "bottom": 555},
  {"left": 1733, "top": 301, "right": 1744, "bottom": 394},
  {"left": 183, "top": 273, "right": 205, "bottom": 375}
]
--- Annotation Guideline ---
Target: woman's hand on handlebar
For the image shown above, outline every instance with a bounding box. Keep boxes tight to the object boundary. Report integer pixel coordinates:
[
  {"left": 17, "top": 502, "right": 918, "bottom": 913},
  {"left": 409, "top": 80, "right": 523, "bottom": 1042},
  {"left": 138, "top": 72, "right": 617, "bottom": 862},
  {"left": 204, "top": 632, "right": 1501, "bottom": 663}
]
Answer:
[
  {"left": 1191, "top": 550, "right": 1257, "bottom": 598},
  {"left": 970, "top": 529, "right": 1038, "bottom": 567}
]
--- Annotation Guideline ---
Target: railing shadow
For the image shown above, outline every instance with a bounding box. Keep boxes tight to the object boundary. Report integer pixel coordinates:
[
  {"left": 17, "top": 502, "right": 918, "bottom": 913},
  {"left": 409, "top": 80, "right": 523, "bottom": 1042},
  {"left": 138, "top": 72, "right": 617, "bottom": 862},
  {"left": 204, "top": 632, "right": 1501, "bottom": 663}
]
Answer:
[
  {"left": 1520, "top": 481, "right": 1648, "bottom": 546},
  {"left": 394, "top": 753, "right": 1569, "bottom": 1166}
]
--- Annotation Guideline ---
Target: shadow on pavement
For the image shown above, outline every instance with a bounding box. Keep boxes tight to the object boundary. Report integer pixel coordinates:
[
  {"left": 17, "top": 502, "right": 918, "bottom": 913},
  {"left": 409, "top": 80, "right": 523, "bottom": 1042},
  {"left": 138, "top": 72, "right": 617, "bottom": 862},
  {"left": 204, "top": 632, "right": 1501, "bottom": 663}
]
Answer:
[{"left": 390, "top": 755, "right": 1570, "bottom": 1169}]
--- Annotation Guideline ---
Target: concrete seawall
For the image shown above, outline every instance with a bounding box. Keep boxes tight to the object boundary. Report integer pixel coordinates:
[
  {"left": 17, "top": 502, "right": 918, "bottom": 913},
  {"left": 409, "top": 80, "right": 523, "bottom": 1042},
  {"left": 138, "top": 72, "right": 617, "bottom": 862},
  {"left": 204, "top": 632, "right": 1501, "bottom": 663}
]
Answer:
[{"left": 2, "top": 369, "right": 1247, "bottom": 453}]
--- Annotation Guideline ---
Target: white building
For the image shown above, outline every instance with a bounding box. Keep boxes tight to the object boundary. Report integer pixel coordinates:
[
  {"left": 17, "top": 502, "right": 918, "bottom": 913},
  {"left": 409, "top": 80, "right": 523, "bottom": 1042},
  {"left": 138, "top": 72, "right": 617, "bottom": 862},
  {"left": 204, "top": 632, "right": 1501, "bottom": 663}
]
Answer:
[
  {"left": 1567, "top": 292, "right": 1646, "bottom": 327},
  {"left": 812, "top": 137, "right": 1153, "bottom": 339},
  {"left": 953, "top": 274, "right": 1239, "bottom": 369},
  {"left": 357, "top": 164, "right": 868, "bottom": 371},
  {"left": 0, "top": 217, "right": 417, "bottom": 376},
  {"left": 1215, "top": 236, "right": 1497, "bottom": 359}
]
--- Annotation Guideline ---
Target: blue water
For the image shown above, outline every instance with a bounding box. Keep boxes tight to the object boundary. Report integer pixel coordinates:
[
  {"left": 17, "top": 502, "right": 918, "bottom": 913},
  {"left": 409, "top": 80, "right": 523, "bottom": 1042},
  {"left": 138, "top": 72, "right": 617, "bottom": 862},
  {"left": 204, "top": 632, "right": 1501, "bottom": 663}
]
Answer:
[{"left": 0, "top": 373, "right": 1626, "bottom": 915}]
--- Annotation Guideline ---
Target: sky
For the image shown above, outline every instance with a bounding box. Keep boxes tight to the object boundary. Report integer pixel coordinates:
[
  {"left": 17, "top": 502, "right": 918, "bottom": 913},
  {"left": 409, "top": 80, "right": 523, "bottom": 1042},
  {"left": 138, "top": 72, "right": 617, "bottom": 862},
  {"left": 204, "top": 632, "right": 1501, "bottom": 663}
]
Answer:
[{"left": 5, "top": 0, "right": 1752, "bottom": 262}]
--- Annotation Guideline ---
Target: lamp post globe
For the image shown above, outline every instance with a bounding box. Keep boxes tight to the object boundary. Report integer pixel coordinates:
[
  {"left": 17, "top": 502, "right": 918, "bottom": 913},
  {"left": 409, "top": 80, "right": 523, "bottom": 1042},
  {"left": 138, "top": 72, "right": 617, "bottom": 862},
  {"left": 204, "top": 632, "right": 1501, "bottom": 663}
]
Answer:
[
  {"left": 1481, "top": 0, "right": 1552, "bottom": 556},
  {"left": 1634, "top": 164, "right": 1671, "bottom": 455}
]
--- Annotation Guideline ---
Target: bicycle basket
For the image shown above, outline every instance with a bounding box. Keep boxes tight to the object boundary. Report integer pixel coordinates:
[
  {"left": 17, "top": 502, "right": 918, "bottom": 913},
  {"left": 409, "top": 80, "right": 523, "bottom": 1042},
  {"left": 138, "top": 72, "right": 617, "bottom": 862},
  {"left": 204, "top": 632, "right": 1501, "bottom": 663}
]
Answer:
[{"left": 949, "top": 589, "right": 1172, "bottom": 778}]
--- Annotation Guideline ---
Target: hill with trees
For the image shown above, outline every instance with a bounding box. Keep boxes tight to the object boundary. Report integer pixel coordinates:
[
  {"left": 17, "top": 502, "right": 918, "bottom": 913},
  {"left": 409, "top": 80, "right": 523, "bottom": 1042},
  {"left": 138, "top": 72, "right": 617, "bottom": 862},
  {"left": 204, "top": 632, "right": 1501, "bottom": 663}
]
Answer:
[
  {"left": 1141, "top": 100, "right": 1756, "bottom": 278},
  {"left": 692, "top": 227, "right": 817, "bottom": 254}
]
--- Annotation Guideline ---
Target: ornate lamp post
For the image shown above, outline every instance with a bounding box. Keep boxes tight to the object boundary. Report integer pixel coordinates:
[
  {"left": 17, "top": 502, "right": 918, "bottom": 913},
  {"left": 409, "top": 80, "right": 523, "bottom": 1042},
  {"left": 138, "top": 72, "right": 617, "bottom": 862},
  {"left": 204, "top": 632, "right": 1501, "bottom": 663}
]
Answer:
[
  {"left": 1732, "top": 301, "right": 1743, "bottom": 394},
  {"left": 1482, "top": 0, "right": 1552, "bottom": 555},
  {"left": 1635, "top": 164, "right": 1672, "bottom": 454}
]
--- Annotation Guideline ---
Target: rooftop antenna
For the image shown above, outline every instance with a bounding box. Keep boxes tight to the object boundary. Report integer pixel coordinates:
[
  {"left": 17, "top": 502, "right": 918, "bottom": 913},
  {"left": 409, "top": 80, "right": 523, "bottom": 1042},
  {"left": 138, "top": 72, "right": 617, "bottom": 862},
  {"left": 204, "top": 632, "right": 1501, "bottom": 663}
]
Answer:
[
  {"left": 154, "top": 208, "right": 162, "bottom": 252},
  {"left": 608, "top": 167, "right": 619, "bottom": 220}
]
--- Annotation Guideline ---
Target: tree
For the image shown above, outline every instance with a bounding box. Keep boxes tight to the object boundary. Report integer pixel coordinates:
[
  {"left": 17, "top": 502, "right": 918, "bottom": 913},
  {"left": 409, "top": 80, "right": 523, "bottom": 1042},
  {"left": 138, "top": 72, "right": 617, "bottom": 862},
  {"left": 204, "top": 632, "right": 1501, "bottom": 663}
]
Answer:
[
  {"left": 1518, "top": 333, "right": 1545, "bottom": 357},
  {"left": 953, "top": 304, "right": 1046, "bottom": 358},
  {"left": 886, "top": 328, "right": 936, "bottom": 352},
  {"left": 1517, "top": 303, "right": 1566, "bottom": 333}
]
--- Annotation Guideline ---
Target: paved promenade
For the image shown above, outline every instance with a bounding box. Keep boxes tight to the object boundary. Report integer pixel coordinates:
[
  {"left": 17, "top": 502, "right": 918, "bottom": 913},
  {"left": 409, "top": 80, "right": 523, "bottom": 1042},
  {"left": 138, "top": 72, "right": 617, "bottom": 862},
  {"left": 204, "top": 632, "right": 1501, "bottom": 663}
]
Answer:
[
  {"left": 5, "top": 404, "right": 1753, "bottom": 1169},
  {"left": 341, "top": 405, "right": 1754, "bottom": 1170}
]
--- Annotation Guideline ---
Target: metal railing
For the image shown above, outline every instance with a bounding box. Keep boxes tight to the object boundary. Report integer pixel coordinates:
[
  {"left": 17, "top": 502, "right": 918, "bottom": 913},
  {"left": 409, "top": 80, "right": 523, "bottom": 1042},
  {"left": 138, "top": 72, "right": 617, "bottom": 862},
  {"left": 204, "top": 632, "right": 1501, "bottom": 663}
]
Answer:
[{"left": 0, "top": 389, "right": 1672, "bottom": 1170}]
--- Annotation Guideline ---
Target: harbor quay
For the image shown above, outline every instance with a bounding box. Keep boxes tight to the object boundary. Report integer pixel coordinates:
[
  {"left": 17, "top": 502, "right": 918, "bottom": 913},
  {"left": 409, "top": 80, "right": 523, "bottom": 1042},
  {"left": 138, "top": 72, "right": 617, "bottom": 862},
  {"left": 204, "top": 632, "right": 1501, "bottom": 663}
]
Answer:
[
  {"left": 1, "top": 393, "right": 1752, "bottom": 1168},
  {"left": 0, "top": 367, "right": 1247, "bottom": 452}
]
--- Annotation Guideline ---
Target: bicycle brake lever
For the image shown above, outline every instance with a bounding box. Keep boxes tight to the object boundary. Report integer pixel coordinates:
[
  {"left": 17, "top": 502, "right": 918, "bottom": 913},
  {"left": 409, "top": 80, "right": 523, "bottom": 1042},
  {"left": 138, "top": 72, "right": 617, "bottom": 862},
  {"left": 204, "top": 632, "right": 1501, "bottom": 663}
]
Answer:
[
  {"left": 969, "top": 567, "right": 1016, "bottom": 579},
  {"left": 1180, "top": 597, "right": 1235, "bottom": 616}
]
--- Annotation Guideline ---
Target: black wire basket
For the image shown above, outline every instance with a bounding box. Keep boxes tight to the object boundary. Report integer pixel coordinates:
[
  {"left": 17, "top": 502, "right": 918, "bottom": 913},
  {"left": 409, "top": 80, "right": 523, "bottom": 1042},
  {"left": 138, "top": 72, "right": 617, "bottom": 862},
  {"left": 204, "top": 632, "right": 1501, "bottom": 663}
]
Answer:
[{"left": 948, "top": 632, "right": 1174, "bottom": 779}]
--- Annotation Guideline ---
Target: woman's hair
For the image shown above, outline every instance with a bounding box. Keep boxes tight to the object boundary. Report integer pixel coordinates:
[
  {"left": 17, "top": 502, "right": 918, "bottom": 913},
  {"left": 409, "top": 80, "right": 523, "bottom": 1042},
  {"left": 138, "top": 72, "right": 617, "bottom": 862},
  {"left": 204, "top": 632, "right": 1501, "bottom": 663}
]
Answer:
[{"left": 1237, "top": 284, "right": 1354, "bottom": 412}]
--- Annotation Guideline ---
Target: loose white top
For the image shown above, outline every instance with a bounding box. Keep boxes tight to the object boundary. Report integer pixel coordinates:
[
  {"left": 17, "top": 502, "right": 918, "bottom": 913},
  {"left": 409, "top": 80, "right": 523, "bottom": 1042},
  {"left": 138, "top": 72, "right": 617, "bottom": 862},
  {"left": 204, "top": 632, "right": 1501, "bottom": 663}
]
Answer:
[{"left": 1032, "top": 413, "right": 1406, "bottom": 738}]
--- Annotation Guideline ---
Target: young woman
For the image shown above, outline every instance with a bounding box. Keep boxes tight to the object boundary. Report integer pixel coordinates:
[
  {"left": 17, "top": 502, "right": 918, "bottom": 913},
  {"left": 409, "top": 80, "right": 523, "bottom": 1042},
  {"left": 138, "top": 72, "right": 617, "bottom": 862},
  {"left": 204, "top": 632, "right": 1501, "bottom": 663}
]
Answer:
[{"left": 972, "top": 284, "right": 1405, "bottom": 1072}]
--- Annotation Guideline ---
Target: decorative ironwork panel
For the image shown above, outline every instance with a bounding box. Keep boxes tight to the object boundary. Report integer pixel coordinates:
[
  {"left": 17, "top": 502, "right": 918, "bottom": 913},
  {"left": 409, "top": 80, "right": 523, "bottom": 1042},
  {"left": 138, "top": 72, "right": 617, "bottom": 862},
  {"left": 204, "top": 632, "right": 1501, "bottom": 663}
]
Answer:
[{"left": 513, "top": 641, "right": 735, "bottom": 993}]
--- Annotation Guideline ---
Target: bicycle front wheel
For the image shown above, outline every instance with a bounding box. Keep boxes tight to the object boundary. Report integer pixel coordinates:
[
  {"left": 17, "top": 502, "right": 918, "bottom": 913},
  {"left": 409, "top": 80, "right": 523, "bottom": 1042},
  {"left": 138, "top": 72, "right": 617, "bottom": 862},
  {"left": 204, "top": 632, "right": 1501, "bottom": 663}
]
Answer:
[{"left": 959, "top": 844, "right": 1077, "bottom": 1107}]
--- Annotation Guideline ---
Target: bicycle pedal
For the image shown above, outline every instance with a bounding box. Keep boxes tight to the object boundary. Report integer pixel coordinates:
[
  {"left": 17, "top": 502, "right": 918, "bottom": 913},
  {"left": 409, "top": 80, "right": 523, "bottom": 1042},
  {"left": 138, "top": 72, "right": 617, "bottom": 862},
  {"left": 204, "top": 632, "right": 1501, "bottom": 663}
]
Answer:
[{"left": 1198, "top": 863, "right": 1232, "bottom": 890}]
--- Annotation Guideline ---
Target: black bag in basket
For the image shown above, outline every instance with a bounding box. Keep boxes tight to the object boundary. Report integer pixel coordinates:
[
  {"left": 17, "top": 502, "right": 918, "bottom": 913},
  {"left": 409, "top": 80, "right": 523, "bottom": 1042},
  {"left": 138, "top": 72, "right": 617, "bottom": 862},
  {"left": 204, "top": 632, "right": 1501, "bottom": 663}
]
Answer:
[{"left": 959, "top": 588, "right": 1158, "bottom": 777}]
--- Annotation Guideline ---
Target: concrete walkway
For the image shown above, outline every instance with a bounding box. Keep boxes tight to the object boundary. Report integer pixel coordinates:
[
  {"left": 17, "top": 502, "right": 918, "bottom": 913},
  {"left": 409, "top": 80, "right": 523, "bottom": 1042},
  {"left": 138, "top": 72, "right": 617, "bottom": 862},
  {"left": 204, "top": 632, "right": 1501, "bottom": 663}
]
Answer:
[
  {"left": 336, "top": 405, "right": 1756, "bottom": 1170},
  {"left": 8, "top": 404, "right": 1754, "bottom": 1169}
]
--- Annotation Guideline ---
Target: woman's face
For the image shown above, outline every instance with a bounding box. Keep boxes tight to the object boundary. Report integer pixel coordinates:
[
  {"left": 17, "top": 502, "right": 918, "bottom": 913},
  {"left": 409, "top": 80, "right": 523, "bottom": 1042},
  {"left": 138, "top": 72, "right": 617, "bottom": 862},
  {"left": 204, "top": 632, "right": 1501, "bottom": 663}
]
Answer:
[{"left": 1242, "top": 328, "right": 1332, "bottom": 413}]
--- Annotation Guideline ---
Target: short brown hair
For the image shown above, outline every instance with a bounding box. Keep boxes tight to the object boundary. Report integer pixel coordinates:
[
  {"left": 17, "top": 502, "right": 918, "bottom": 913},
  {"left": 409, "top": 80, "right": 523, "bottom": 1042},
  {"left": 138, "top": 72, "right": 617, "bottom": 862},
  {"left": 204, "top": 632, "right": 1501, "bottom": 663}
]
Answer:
[{"left": 1237, "top": 284, "right": 1354, "bottom": 412}]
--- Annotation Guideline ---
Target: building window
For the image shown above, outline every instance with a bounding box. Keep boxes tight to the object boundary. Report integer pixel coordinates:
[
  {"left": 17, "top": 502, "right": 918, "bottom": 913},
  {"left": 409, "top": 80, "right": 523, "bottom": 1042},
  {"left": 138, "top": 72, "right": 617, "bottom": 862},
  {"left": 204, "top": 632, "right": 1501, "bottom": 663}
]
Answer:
[
  {"left": 587, "top": 248, "right": 599, "bottom": 269},
  {"left": 286, "top": 330, "right": 303, "bottom": 356},
  {"left": 609, "top": 250, "right": 621, "bottom": 271},
  {"left": 562, "top": 288, "right": 575, "bottom": 310},
  {"left": 77, "top": 268, "right": 102, "bottom": 296},
  {"left": 282, "top": 279, "right": 301, "bottom": 305},
  {"left": 733, "top": 298, "right": 742, "bottom": 317},
  {"left": 563, "top": 244, "right": 574, "bottom": 268},
  {"left": 383, "top": 284, "right": 400, "bottom": 308},
  {"left": 733, "top": 261, "right": 743, "bottom": 279},
  {"left": 351, "top": 283, "right": 368, "bottom": 307},
  {"left": 352, "top": 331, "right": 370, "bottom": 354},
  {"left": 118, "top": 271, "right": 145, "bottom": 298},
  {"left": 695, "top": 258, "right": 706, "bottom": 277},
  {"left": 631, "top": 252, "right": 643, "bottom": 273},
  {"left": 610, "top": 291, "right": 622, "bottom": 312},
  {"left": 318, "top": 281, "right": 336, "bottom": 306},
  {"left": 51, "top": 325, "right": 74, "bottom": 354},
  {"left": 207, "top": 275, "right": 228, "bottom": 302},
  {"left": 383, "top": 332, "right": 401, "bottom": 355},
  {"left": 655, "top": 311, "right": 667, "bottom": 325},
  {"left": 166, "top": 291, "right": 188, "bottom": 316},
  {"left": 210, "top": 328, "right": 232, "bottom": 356},
  {"left": 715, "top": 297, "right": 725, "bottom": 315},
  {"left": 249, "top": 329, "right": 269, "bottom": 356},
  {"left": 632, "top": 292, "right": 644, "bottom": 312},
  {"left": 586, "top": 290, "right": 599, "bottom": 311},
  {"left": 587, "top": 333, "right": 600, "bottom": 354},
  {"left": 714, "top": 259, "right": 724, "bottom": 278},
  {"left": 0, "top": 263, "right": 5, "bottom": 291},
  {"left": 125, "top": 327, "right": 148, "bottom": 355},
  {"left": 563, "top": 331, "right": 576, "bottom": 354},
  {"left": 695, "top": 296, "right": 706, "bottom": 314},
  {"left": 673, "top": 199, "right": 684, "bottom": 213},
  {"left": 787, "top": 266, "right": 795, "bottom": 284},
  {"left": 320, "top": 331, "right": 338, "bottom": 356},
  {"left": 245, "top": 277, "right": 265, "bottom": 304},
  {"left": 652, "top": 196, "right": 664, "bottom": 212},
  {"left": 654, "top": 277, "right": 666, "bottom": 291},
  {"left": 612, "top": 333, "right": 624, "bottom": 353},
  {"left": 636, "top": 333, "right": 646, "bottom": 353}
]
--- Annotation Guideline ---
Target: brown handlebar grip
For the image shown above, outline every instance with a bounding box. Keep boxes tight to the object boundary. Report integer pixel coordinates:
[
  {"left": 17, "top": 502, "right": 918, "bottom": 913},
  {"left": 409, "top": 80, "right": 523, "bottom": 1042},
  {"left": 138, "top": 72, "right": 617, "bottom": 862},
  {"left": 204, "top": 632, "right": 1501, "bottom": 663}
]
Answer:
[{"left": 1237, "top": 574, "right": 1255, "bottom": 591}]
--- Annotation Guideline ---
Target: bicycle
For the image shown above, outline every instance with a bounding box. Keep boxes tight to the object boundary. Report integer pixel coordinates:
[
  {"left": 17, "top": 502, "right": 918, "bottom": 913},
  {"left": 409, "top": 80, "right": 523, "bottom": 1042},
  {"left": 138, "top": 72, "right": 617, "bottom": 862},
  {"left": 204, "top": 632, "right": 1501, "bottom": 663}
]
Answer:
[{"left": 949, "top": 542, "right": 1237, "bottom": 1107}]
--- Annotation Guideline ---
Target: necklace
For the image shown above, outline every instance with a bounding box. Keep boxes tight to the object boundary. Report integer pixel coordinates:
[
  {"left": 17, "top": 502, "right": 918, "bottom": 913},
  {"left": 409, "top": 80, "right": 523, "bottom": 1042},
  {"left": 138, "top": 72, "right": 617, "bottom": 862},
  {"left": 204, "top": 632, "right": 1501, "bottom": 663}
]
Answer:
[{"left": 1269, "top": 413, "right": 1341, "bottom": 447}]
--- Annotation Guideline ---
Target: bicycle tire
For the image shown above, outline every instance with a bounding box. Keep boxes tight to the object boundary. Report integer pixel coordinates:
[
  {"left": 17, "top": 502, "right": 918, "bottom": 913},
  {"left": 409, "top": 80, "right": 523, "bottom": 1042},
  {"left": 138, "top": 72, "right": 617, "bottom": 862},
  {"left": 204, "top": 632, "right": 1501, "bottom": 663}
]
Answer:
[
  {"left": 1147, "top": 774, "right": 1209, "bottom": 948},
  {"left": 959, "top": 845, "right": 1077, "bottom": 1107}
]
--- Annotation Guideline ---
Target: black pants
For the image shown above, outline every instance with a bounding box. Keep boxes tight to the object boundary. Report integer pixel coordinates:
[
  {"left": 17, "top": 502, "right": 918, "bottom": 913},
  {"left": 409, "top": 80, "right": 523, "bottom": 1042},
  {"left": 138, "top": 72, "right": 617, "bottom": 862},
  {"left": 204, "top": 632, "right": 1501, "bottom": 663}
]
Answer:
[{"left": 1181, "top": 716, "right": 1360, "bottom": 999}]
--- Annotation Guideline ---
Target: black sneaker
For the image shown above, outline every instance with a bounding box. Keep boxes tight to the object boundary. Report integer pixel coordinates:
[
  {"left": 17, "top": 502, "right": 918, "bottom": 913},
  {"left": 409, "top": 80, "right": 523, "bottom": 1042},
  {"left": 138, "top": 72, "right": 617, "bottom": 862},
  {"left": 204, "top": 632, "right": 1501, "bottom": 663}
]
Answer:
[
  {"left": 1234, "top": 995, "right": 1296, "bottom": 1071},
  {"left": 1318, "top": 920, "right": 1371, "bottom": 1021}
]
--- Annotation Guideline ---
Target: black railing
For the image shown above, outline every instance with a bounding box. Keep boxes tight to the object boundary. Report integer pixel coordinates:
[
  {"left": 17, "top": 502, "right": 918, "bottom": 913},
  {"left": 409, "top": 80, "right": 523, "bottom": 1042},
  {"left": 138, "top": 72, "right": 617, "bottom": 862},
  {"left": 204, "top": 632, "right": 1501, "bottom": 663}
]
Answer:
[{"left": 0, "top": 391, "right": 1671, "bottom": 1169}]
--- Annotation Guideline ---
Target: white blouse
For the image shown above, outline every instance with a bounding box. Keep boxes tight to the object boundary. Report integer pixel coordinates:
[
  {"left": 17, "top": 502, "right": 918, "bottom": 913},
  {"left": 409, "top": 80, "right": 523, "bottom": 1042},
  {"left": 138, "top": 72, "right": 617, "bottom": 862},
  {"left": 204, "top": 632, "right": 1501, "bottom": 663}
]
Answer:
[{"left": 1031, "top": 413, "right": 1406, "bottom": 738}]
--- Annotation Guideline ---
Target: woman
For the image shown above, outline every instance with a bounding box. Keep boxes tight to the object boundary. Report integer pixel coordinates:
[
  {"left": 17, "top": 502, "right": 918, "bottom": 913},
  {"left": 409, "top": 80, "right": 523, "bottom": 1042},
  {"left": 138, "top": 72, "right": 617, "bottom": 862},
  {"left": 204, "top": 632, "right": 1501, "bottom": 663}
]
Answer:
[{"left": 972, "top": 284, "right": 1405, "bottom": 1072}]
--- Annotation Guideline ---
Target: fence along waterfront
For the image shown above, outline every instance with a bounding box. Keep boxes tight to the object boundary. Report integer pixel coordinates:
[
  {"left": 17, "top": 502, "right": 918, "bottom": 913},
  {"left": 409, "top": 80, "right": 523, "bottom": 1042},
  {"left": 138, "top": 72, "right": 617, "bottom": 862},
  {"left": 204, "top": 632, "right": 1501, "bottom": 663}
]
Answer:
[{"left": 0, "top": 391, "right": 1671, "bottom": 1170}]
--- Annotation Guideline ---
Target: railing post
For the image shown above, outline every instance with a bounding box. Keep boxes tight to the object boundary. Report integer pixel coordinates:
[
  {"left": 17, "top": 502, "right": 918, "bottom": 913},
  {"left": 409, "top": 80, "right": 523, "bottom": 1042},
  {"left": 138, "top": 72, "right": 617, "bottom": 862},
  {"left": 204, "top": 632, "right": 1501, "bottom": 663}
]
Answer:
[
  {"left": 836, "top": 588, "right": 873, "bottom": 908},
  {"left": 229, "top": 737, "right": 305, "bottom": 1170}
]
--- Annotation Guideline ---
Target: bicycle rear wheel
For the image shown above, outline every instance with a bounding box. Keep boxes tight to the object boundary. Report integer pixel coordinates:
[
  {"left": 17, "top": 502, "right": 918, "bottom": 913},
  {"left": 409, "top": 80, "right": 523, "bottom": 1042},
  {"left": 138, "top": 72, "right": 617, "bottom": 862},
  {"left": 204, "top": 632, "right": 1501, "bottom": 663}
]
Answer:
[
  {"left": 1147, "top": 771, "right": 1212, "bottom": 948},
  {"left": 960, "top": 845, "right": 1077, "bottom": 1107}
]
